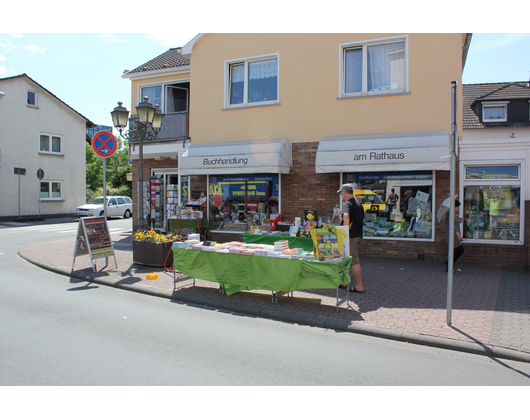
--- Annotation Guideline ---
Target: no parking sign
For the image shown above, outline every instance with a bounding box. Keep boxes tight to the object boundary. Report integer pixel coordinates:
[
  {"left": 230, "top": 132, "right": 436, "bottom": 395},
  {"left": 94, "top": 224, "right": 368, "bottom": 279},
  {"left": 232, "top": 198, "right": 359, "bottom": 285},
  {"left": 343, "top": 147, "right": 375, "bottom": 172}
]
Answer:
[{"left": 92, "top": 131, "right": 117, "bottom": 158}]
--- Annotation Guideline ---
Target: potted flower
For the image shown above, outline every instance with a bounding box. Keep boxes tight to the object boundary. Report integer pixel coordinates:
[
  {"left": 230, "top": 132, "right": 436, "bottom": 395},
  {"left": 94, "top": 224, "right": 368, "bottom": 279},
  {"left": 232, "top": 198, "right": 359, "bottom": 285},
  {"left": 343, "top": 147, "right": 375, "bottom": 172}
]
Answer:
[{"left": 132, "top": 229, "right": 177, "bottom": 267}]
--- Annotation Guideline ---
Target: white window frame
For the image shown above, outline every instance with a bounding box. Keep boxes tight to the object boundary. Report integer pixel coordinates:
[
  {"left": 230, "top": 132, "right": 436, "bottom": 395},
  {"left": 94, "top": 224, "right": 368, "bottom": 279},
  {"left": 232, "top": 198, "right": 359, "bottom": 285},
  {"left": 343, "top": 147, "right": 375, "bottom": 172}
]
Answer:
[
  {"left": 27, "top": 90, "right": 38, "bottom": 107},
  {"left": 224, "top": 53, "right": 280, "bottom": 109},
  {"left": 39, "top": 133, "right": 63, "bottom": 155},
  {"left": 339, "top": 35, "right": 409, "bottom": 99},
  {"left": 459, "top": 160, "right": 525, "bottom": 245},
  {"left": 40, "top": 180, "right": 63, "bottom": 201},
  {"left": 138, "top": 79, "right": 190, "bottom": 114},
  {"left": 482, "top": 101, "right": 508, "bottom": 122}
]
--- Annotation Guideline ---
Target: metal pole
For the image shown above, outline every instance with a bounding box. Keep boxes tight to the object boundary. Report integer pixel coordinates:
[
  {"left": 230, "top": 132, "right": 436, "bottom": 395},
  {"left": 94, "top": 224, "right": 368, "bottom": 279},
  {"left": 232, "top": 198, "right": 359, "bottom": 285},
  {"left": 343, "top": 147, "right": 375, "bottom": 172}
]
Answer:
[
  {"left": 18, "top": 170, "right": 21, "bottom": 219},
  {"left": 103, "top": 157, "right": 108, "bottom": 266},
  {"left": 446, "top": 81, "right": 458, "bottom": 326},
  {"left": 138, "top": 126, "right": 144, "bottom": 231}
]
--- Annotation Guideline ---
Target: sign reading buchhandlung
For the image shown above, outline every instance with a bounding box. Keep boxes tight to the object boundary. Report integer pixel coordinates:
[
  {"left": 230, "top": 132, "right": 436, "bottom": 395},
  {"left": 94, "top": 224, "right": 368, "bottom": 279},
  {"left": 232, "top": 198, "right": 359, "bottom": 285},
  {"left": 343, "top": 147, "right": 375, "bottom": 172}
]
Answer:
[{"left": 72, "top": 216, "right": 117, "bottom": 272}]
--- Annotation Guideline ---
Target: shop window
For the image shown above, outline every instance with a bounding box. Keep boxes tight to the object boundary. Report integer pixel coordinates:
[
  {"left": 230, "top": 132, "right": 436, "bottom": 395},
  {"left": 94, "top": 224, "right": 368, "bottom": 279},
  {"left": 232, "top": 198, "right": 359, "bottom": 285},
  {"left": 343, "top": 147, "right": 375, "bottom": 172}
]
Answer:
[
  {"left": 209, "top": 175, "right": 279, "bottom": 231},
  {"left": 462, "top": 165, "right": 522, "bottom": 243},
  {"left": 343, "top": 172, "right": 433, "bottom": 240}
]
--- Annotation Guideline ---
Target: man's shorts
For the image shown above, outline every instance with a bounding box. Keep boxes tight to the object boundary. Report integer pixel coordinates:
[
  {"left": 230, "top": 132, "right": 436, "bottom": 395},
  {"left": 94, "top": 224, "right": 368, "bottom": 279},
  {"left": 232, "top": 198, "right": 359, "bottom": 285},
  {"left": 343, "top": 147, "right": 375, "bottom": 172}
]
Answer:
[{"left": 349, "top": 236, "right": 362, "bottom": 265}]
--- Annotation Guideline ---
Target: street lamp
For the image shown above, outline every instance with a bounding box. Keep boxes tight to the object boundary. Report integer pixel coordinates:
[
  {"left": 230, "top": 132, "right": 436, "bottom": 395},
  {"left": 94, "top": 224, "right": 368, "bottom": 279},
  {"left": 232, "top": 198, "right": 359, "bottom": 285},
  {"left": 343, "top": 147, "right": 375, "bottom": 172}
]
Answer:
[{"left": 111, "top": 96, "right": 164, "bottom": 230}]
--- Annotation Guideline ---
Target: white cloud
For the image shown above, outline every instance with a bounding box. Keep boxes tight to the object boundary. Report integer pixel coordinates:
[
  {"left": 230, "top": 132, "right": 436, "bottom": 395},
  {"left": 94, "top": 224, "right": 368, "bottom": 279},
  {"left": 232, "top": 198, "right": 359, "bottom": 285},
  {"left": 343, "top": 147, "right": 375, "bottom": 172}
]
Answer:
[
  {"left": 23, "top": 44, "right": 46, "bottom": 54},
  {"left": 146, "top": 32, "right": 199, "bottom": 48},
  {"left": 0, "top": 55, "right": 5, "bottom": 61},
  {"left": 100, "top": 34, "right": 125, "bottom": 43},
  {"left": 10, "top": 33, "right": 23, "bottom": 38},
  {"left": 0, "top": 66, "right": 6, "bottom": 75}
]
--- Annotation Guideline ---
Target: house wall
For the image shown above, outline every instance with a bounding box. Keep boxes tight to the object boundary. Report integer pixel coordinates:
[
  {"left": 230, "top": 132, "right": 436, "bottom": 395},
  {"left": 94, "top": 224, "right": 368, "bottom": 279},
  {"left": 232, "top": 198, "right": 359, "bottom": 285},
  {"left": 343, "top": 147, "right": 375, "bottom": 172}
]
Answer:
[
  {"left": 0, "top": 76, "right": 87, "bottom": 219},
  {"left": 188, "top": 33, "right": 463, "bottom": 145}
]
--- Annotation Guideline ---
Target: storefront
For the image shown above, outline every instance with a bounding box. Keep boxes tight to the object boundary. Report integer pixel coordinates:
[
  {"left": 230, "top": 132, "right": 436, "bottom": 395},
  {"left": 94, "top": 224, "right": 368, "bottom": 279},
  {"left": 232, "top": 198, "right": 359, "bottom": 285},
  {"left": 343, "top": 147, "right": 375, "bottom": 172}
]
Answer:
[
  {"left": 460, "top": 164, "right": 523, "bottom": 243},
  {"left": 316, "top": 131, "right": 450, "bottom": 242},
  {"left": 179, "top": 138, "right": 292, "bottom": 238}
]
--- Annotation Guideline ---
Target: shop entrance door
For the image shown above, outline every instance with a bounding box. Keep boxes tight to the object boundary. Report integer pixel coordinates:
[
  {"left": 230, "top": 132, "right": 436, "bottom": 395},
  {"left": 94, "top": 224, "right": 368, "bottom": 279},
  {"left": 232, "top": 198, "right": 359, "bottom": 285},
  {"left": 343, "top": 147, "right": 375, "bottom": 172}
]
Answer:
[{"left": 152, "top": 169, "right": 179, "bottom": 230}]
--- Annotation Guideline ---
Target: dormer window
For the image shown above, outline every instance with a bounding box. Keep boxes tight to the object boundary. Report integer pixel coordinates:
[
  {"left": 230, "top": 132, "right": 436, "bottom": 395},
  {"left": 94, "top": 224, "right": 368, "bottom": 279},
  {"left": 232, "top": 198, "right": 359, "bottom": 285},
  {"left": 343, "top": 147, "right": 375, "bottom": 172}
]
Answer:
[{"left": 482, "top": 101, "right": 508, "bottom": 122}]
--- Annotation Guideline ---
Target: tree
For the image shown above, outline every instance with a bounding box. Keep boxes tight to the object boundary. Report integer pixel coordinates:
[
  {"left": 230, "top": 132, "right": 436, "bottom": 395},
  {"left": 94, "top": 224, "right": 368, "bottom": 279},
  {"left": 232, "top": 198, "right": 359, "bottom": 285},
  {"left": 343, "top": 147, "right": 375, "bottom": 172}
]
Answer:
[{"left": 85, "top": 136, "right": 132, "bottom": 200}]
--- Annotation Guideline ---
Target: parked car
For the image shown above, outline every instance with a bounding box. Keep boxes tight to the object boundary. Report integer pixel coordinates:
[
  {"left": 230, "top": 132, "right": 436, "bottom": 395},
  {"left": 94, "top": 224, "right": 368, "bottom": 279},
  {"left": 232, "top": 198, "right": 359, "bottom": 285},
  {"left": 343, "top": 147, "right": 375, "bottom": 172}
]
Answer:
[
  {"left": 75, "top": 196, "right": 133, "bottom": 219},
  {"left": 354, "top": 190, "right": 387, "bottom": 212}
]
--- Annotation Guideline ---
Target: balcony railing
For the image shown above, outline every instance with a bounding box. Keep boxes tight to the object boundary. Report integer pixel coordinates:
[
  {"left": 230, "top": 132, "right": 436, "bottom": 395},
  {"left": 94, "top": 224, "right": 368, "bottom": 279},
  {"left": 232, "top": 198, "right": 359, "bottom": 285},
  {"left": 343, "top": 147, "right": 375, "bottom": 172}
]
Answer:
[{"left": 129, "top": 112, "right": 189, "bottom": 143}]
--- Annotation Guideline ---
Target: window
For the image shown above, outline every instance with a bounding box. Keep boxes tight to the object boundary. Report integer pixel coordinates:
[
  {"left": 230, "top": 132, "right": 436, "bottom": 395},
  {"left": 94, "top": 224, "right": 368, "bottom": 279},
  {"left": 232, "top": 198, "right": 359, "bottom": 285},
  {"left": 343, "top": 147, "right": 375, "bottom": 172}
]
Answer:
[
  {"left": 40, "top": 181, "right": 62, "bottom": 200},
  {"left": 208, "top": 175, "right": 279, "bottom": 231},
  {"left": 140, "top": 82, "right": 189, "bottom": 113},
  {"left": 226, "top": 55, "right": 279, "bottom": 107},
  {"left": 116, "top": 197, "right": 126, "bottom": 205},
  {"left": 482, "top": 102, "right": 508, "bottom": 122},
  {"left": 166, "top": 86, "right": 188, "bottom": 113},
  {"left": 140, "top": 85, "right": 162, "bottom": 108},
  {"left": 343, "top": 171, "right": 433, "bottom": 240},
  {"left": 39, "top": 134, "right": 62, "bottom": 154},
  {"left": 340, "top": 36, "right": 407, "bottom": 97},
  {"left": 27, "top": 90, "right": 37, "bottom": 106},
  {"left": 462, "top": 165, "right": 522, "bottom": 243}
]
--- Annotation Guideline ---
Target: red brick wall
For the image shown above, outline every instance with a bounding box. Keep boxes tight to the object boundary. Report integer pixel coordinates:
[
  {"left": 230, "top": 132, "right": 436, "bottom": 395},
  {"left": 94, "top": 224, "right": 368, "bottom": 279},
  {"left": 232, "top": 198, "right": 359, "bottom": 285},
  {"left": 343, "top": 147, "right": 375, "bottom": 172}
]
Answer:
[{"left": 132, "top": 144, "right": 530, "bottom": 271}]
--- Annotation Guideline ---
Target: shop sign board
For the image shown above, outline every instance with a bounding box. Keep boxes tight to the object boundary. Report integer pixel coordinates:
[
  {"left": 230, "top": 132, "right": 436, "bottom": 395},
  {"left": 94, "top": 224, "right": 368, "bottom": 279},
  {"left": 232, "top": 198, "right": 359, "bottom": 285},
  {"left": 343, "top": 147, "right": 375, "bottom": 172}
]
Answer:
[{"left": 72, "top": 216, "right": 117, "bottom": 272}]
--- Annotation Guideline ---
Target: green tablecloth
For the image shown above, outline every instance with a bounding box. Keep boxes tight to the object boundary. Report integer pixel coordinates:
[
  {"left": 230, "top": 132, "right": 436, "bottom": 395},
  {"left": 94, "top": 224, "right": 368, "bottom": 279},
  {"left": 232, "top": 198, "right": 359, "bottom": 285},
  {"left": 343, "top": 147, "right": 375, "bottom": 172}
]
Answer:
[
  {"left": 242, "top": 233, "right": 314, "bottom": 252},
  {"left": 173, "top": 247, "right": 351, "bottom": 295},
  {"left": 165, "top": 218, "right": 211, "bottom": 240}
]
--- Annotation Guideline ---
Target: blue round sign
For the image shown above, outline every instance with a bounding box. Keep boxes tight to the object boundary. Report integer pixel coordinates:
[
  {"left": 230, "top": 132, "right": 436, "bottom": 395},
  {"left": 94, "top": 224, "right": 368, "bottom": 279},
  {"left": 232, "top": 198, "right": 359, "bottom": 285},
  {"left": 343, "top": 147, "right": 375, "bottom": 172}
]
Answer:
[{"left": 92, "top": 131, "right": 117, "bottom": 158}]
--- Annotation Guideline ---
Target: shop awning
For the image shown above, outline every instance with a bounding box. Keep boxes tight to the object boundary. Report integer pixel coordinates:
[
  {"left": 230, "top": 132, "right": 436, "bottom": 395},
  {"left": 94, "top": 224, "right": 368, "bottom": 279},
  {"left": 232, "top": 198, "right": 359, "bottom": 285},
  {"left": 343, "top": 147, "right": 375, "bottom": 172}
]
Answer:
[
  {"left": 179, "top": 138, "right": 292, "bottom": 175},
  {"left": 315, "top": 131, "right": 451, "bottom": 173}
]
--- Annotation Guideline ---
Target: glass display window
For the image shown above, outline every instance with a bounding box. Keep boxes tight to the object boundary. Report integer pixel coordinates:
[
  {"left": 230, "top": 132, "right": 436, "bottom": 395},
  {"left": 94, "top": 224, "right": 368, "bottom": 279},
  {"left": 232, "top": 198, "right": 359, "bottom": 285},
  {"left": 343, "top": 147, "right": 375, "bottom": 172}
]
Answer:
[
  {"left": 462, "top": 164, "right": 522, "bottom": 243},
  {"left": 209, "top": 175, "right": 279, "bottom": 231},
  {"left": 343, "top": 172, "right": 434, "bottom": 240}
]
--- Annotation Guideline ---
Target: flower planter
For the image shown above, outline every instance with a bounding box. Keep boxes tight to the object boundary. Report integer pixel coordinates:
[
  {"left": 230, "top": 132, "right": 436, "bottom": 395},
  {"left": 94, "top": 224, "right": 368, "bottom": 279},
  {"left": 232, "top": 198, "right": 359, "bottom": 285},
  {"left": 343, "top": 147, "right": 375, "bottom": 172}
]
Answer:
[{"left": 132, "top": 241, "right": 173, "bottom": 267}]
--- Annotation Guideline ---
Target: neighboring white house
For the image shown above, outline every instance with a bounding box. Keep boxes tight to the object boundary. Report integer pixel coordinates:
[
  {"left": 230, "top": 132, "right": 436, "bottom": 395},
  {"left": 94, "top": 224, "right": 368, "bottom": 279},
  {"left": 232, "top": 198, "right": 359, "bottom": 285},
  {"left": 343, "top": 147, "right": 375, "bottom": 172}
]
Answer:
[{"left": 0, "top": 73, "right": 95, "bottom": 220}]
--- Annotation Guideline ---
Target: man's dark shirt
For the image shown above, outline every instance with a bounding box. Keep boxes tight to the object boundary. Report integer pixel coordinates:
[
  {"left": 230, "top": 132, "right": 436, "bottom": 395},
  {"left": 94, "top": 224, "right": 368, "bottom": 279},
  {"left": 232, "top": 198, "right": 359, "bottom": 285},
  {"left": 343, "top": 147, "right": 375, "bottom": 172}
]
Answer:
[{"left": 343, "top": 197, "right": 364, "bottom": 238}]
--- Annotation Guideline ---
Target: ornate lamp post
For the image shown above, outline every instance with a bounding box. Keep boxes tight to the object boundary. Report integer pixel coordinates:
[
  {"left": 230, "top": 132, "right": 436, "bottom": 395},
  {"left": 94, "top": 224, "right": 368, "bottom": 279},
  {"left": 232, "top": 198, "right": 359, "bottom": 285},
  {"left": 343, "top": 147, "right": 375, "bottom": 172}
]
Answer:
[{"left": 111, "top": 97, "right": 164, "bottom": 230}]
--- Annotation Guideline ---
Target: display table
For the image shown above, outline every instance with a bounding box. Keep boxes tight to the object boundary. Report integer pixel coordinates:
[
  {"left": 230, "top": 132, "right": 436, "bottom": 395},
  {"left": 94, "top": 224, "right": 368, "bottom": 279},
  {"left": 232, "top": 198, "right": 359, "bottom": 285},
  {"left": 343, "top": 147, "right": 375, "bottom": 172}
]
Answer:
[
  {"left": 242, "top": 233, "right": 314, "bottom": 252},
  {"left": 173, "top": 248, "right": 351, "bottom": 310},
  {"left": 165, "top": 218, "right": 211, "bottom": 240}
]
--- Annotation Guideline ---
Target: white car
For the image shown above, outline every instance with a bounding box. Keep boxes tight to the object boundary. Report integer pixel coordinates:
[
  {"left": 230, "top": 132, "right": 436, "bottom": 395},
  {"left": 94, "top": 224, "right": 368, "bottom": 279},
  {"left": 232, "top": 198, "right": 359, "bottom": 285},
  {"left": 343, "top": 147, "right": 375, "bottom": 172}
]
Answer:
[{"left": 75, "top": 196, "right": 133, "bottom": 219}]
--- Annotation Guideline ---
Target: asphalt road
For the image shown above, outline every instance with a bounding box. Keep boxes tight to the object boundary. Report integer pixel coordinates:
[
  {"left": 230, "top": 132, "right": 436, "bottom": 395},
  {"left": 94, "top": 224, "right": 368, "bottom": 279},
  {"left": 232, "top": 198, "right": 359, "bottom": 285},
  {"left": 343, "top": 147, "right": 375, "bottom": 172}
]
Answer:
[{"left": 1, "top": 219, "right": 530, "bottom": 390}]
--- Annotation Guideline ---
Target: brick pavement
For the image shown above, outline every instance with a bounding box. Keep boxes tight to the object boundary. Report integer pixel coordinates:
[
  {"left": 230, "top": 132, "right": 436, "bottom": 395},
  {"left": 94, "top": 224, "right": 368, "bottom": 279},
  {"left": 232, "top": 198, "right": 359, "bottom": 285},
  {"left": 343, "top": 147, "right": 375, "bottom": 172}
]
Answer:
[{"left": 17, "top": 229, "right": 530, "bottom": 363}]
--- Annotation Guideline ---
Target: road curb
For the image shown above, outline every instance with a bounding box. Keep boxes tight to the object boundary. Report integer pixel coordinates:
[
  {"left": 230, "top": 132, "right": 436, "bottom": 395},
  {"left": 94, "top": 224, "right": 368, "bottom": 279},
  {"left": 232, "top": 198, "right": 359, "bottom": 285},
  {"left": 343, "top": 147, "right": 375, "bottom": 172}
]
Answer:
[{"left": 18, "top": 248, "right": 530, "bottom": 364}]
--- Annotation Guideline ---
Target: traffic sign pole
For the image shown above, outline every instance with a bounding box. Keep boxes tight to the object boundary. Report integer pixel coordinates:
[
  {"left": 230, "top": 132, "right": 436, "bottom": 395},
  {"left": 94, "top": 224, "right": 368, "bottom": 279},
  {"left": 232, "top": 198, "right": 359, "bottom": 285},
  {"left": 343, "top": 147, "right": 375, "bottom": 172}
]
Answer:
[{"left": 92, "top": 131, "right": 116, "bottom": 268}]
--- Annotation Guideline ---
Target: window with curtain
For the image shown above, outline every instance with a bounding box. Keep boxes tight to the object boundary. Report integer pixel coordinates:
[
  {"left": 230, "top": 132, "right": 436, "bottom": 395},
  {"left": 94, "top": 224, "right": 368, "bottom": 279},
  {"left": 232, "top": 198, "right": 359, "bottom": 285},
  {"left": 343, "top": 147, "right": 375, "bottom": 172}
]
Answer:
[
  {"left": 227, "top": 56, "right": 278, "bottom": 107},
  {"left": 342, "top": 37, "right": 407, "bottom": 97},
  {"left": 141, "top": 85, "right": 162, "bottom": 108},
  {"left": 40, "top": 181, "right": 62, "bottom": 200},
  {"left": 482, "top": 104, "right": 507, "bottom": 122},
  {"left": 39, "top": 134, "right": 62, "bottom": 154}
]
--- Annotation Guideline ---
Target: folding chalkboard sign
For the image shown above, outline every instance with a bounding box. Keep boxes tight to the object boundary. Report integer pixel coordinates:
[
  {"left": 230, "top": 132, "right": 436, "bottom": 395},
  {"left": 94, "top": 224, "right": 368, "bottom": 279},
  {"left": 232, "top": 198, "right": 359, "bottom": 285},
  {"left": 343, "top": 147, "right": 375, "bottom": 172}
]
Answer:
[{"left": 72, "top": 216, "right": 117, "bottom": 272}]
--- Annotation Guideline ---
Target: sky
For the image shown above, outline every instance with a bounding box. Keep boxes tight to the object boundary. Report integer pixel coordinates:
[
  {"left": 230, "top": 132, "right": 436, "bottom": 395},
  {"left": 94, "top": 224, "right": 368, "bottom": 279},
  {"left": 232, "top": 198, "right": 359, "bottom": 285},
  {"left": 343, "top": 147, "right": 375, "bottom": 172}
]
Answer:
[
  {"left": 0, "top": 32, "right": 199, "bottom": 129},
  {"left": 2, "top": 32, "right": 529, "bottom": 130}
]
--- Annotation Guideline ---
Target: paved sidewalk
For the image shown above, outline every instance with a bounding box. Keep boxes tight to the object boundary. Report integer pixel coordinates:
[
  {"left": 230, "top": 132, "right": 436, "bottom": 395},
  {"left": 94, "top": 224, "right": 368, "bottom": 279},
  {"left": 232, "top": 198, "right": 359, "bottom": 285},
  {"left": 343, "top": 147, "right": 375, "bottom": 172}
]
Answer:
[{"left": 18, "top": 227, "right": 530, "bottom": 363}]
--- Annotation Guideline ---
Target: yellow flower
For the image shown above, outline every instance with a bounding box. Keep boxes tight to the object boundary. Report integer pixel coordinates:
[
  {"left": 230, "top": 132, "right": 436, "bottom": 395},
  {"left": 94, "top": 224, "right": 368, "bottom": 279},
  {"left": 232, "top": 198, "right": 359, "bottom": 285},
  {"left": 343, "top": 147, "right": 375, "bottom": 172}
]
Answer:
[{"left": 133, "top": 229, "right": 176, "bottom": 244}]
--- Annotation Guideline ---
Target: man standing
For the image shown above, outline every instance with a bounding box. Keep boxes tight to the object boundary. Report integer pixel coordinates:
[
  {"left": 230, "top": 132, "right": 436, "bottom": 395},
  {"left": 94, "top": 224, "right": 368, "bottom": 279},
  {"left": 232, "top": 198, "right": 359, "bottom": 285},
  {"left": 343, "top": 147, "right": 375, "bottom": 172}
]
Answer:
[
  {"left": 386, "top": 188, "right": 399, "bottom": 213},
  {"left": 338, "top": 184, "right": 365, "bottom": 293}
]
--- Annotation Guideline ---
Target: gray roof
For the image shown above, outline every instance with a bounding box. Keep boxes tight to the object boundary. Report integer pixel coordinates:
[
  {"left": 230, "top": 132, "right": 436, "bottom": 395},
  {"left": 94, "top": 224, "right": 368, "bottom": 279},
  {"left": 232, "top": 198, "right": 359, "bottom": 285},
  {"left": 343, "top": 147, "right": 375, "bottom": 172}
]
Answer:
[
  {"left": 125, "top": 48, "right": 190, "bottom": 75},
  {"left": 463, "top": 81, "right": 530, "bottom": 129}
]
